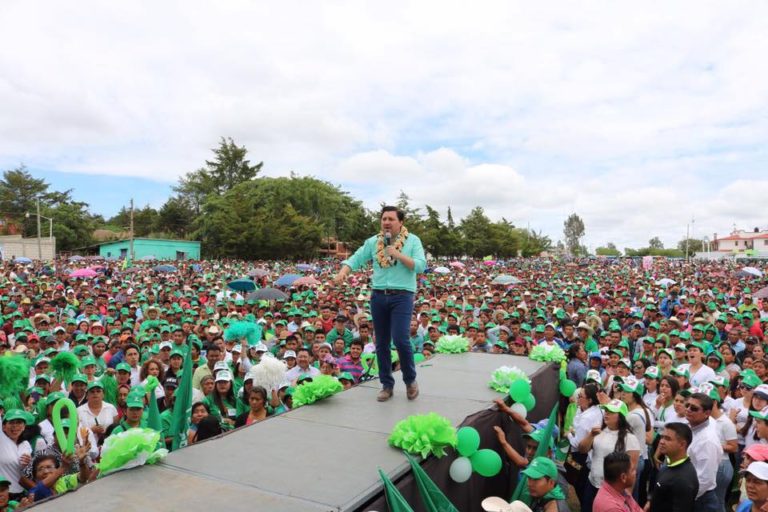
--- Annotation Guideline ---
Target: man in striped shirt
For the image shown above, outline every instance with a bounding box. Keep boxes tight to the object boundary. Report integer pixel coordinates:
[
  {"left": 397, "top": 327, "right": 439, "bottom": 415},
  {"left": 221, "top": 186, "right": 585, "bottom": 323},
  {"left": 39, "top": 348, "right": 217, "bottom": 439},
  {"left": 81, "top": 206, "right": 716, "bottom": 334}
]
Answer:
[{"left": 337, "top": 339, "right": 365, "bottom": 383}]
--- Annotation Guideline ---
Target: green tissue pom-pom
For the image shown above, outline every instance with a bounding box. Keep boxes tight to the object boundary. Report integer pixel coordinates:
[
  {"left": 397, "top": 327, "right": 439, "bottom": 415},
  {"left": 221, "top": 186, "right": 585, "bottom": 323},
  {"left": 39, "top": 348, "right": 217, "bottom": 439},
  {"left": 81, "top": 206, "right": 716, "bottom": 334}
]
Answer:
[
  {"left": 0, "top": 355, "right": 31, "bottom": 408},
  {"left": 291, "top": 375, "right": 344, "bottom": 408},
  {"left": 97, "top": 428, "right": 168, "bottom": 476},
  {"left": 488, "top": 366, "right": 531, "bottom": 394},
  {"left": 388, "top": 413, "right": 457, "bottom": 458},
  {"left": 529, "top": 344, "right": 566, "bottom": 363},
  {"left": 223, "top": 321, "right": 262, "bottom": 346},
  {"left": 50, "top": 352, "right": 81, "bottom": 384},
  {"left": 435, "top": 335, "right": 470, "bottom": 354}
]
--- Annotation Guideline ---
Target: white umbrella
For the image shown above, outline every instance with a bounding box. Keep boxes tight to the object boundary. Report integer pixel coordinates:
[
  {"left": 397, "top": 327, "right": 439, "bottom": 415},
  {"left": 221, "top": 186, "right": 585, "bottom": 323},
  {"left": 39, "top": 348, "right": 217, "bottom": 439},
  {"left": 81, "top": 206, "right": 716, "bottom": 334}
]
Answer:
[
  {"left": 655, "top": 278, "right": 676, "bottom": 286},
  {"left": 742, "top": 266, "right": 764, "bottom": 277},
  {"left": 492, "top": 275, "right": 521, "bottom": 285},
  {"left": 433, "top": 266, "right": 450, "bottom": 274}
]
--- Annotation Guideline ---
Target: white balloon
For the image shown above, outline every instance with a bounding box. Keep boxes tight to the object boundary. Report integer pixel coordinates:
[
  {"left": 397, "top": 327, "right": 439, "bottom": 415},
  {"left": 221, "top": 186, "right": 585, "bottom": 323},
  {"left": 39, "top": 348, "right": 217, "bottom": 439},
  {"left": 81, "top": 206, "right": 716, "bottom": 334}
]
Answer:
[
  {"left": 449, "top": 456, "right": 473, "bottom": 483},
  {"left": 510, "top": 402, "right": 528, "bottom": 419}
]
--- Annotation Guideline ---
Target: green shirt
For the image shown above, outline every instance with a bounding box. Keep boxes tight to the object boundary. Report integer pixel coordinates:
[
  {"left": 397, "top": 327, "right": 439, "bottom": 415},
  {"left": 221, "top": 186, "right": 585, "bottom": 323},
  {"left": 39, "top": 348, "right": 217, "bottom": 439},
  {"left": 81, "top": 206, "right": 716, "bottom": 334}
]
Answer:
[
  {"left": 342, "top": 233, "right": 426, "bottom": 293},
  {"left": 326, "top": 328, "right": 354, "bottom": 347}
]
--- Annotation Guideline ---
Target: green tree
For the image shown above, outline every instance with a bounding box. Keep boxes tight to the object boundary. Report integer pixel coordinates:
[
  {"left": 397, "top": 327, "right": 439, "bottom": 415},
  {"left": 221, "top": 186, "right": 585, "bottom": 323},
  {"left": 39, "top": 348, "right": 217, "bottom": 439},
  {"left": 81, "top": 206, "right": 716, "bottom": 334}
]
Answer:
[
  {"left": 519, "top": 229, "right": 553, "bottom": 257},
  {"left": 108, "top": 205, "right": 159, "bottom": 237},
  {"left": 648, "top": 237, "right": 664, "bottom": 250},
  {"left": 174, "top": 137, "right": 262, "bottom": 213},
  {"left": 156, "top": 197, "right": 194, "bottom": 237},
  {"left": 596, "top": 246, "right": 621, "bottom": 256},
  {"left": 563, "top": 213, "right": 585, "bottom": 256},
  {"left": 45, "top": 202, "right": 97, "bottom": 251},
  {"left": 459, "top": 207, "right": 498, "bottom": 258},
  {"left": 677, "top": 238, "right": 704, "bottom": 256}
]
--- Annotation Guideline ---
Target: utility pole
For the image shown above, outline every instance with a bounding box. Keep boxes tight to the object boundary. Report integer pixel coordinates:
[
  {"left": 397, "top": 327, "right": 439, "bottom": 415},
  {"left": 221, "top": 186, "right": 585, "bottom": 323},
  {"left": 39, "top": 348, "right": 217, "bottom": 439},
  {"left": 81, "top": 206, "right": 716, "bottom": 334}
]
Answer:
[
  {"left": 685, "top": 221, "right": 690, "bottom": 262},
  {"left": 129, "top": 199, "right": 135, "bottom": 262},
  {"left": 36, "top": 198, "right": 42, "bottom": 260}
]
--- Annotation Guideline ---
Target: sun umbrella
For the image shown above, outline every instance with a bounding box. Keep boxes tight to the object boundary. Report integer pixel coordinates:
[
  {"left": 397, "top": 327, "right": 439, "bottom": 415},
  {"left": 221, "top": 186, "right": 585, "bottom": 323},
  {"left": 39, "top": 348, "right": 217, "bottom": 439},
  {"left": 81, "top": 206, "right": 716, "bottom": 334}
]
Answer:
[
  {"left": 70, "top": 268, "right": 98, "bottom": 278},
  {"left": 191, "top": 264, "right": 202, "bottom": 272},
  {"left": 13, "top": 257, "right": 32, "bottom": 264},
  {"left": 754, "top": 286, "right": 768, "bottom": 299},
  {"left": 292, "top": 276, "right": 321, "bottom": 286},
  {"left": 228, "top": 278, "right": 256, "bottom": 292},
  {"left": 433, "top": 266, "right": 450, "bottom": 274},
  {"left": 248, "top": 268, "right": 269, "bottom": 278},
  {"left": 449, "top": 261, "right": 465, "bottom": 268},
  {"left": 247, "top": 288, "right": 289, "bottom": 301},
  {"left": 275, "top": 274, "right": 302, "bottom": 287},
  {"left": 154, "top": 264, "right": 178, "bottom": 273},
  {"left": 655, "top": 278, "right": 676, "bottom": 286},
  {"left": 68, "top": 255, "right": 85, "bottom": 262},
  {"left": 296, "top": 263, "right": 317, "bottom": 272},
  {"left": 741, "top": 267, "right": 764, "bottom": 278},
  {"left": 483, "top": 260, "right": 497, "bottom": 266},
  {"left": 140, "top": 255, "right": 157, "bottom": 261},
  {"left": 492, "top": 274, "right": 521, "bottom": 285}
]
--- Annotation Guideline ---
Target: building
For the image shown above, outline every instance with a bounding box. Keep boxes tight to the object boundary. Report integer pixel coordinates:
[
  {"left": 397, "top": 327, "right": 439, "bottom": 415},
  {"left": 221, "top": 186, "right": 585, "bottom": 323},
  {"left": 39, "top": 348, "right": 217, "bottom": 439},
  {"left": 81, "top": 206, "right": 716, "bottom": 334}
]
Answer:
[
  {"left": 0, "top": 235, "right": 56, "bottom": 261},
  {"left": 98, "top": 238, "right": 200, "bottom": 261},
  {"left": 318, "top": 237, "right": 351, "bottom": 259},
  {"left": 702, "top": 227, "right": 768, "bottom": 259}
]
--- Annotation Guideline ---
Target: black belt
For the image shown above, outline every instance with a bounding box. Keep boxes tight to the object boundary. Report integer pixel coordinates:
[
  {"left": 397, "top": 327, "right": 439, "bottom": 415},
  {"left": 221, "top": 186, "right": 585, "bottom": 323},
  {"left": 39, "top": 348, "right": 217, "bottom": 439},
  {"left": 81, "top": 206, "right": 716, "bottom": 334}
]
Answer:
[{"left": 373, "top": 289, "right": 413, "bottom": 295}]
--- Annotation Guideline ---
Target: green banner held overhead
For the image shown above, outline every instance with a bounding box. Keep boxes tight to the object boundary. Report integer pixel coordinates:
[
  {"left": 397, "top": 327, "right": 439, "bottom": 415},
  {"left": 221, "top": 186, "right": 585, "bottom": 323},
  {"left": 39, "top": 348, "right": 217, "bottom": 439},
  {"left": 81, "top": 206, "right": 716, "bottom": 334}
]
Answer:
[
  {"left": 404, "top": 453, "right": 460, "bottom": 512},
  {"left": 510, "top": 403, "right": 559, "bottom": 505},
  {"left": 378, "top": 468, "right": 415, "bottom": 512}
]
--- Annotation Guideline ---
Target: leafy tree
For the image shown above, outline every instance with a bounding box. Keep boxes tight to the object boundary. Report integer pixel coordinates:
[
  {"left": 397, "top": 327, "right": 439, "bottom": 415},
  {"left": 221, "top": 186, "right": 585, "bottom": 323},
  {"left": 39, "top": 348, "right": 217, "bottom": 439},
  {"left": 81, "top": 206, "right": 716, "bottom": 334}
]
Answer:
[
  {"left": 459, "top": 207, "right": 495, "bottom": 258},
  {"left": 563, "top": 213, "right": 585, "bottom": 256},
  {"left": 519, "top": 229, "right": 553, "bottom": 257},
  {"left": 596, "top": 246, "right": 621, "bottom": 256},
  {"left": 156, "top": 197, "right": 194, "bottom": 237},
  {"left": 174, "top": 137, "right": 262, "bottom": 213},
  {"left": 677, "top": 238, "right": 704, "bottom": 255},
  {"left": 108, "top": 205, "right": 159, "bottom": 237},
  {"left": 648, "top": 237, "right": 664, "bottom": 250}
]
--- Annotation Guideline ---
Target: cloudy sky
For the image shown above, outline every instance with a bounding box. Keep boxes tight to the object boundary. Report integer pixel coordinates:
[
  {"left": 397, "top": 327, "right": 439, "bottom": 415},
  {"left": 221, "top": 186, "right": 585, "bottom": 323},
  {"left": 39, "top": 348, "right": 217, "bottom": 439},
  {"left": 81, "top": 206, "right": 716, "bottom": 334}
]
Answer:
[{"left": 2, "top": 1, "right": 768, "bottom": 251}]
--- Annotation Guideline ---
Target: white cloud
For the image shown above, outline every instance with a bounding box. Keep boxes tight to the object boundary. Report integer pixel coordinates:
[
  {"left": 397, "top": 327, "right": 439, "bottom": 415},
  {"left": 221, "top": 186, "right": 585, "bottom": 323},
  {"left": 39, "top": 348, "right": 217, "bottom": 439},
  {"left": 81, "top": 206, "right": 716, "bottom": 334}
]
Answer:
[{"left": 1, "top": 0, "right": 768, "bottom": 248}]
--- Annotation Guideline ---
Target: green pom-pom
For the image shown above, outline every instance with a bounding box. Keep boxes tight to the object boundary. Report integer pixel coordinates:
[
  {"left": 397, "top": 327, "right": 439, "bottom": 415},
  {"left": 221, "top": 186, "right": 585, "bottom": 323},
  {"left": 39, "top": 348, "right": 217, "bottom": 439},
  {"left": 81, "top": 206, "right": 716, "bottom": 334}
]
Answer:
[
  {"left": 388, "top": 413, "right": 457, "bottom": 458},
  {"left": 488, "top": 366, "right": 531, "bottom": 394},
  {"left": 291, "top": 375, "right": 344, "bottom": 408},
  {"left": 101, "top": 373, "right": 118, "bottom": 405},
  {"left": 223, "top": 321, "right": 262, "bottom": 346},
  {"left": 50, "top": 352, "right": 81, "bottom": 384},
  {"left": 96, "top": 428, "right": 168, "bottom": 476},
  {"left": 435, "top": 335, "right": 470, "bottom": 354},
  {"left": 0, "top": 355, "right": 30, "bottom": 408},
  {"left": 529, "top": 344, "right": 566, "bottom": 363},
  {"left": 139, "top": 319, "right": 161, "bottom": 333}
]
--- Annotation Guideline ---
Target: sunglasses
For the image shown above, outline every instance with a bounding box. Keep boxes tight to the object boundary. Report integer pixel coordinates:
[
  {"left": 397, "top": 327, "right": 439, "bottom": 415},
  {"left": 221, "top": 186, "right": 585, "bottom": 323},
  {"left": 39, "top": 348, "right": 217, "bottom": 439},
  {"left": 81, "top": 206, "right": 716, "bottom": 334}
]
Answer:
[
  {"left": 685, "top": 403, "right": 702, "bottom": 412},
  {"left": 740, "top": 385, "right": 755, "bottom": 391}
]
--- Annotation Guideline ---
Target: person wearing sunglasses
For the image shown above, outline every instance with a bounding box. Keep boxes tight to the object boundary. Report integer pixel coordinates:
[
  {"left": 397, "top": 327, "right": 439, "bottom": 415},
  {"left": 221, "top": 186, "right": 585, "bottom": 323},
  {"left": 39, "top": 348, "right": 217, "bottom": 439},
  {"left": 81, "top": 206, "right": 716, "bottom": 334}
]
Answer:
[{"left": 685, "top": 392, "right": 724, "bottom": 512}]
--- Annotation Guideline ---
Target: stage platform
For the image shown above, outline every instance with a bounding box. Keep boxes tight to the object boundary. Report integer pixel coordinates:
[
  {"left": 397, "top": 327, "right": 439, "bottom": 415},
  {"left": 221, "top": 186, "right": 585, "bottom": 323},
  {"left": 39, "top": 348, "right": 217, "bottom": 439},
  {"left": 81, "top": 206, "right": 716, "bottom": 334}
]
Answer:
[{"left": 33, "top": 353, "right": 559, "bottom": 512}]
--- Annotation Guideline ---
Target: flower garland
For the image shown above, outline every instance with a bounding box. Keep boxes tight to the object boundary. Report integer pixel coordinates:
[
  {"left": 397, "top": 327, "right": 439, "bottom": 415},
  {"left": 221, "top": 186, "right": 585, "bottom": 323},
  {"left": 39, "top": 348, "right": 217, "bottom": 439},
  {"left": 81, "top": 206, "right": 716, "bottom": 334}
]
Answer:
[{"left": 376, "top": 227, "right": 409, "bottom": 268}]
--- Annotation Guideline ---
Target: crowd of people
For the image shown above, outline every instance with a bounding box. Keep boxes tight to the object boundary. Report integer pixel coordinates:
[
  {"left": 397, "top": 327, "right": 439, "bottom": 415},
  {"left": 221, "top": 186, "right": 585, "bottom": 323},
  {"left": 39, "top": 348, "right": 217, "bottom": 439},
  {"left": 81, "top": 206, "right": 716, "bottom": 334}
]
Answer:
[{"left": 0, "top": 255, "right": 767, "bottom": 511}]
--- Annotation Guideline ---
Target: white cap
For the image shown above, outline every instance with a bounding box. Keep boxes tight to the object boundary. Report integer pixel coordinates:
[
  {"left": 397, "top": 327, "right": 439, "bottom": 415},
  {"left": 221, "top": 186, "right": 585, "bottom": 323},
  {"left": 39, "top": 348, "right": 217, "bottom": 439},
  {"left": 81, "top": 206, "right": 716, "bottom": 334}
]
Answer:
[
  {"left": 585, "top": 369, "right": 601, "bottom": 383},
  {"left": 744, "top": 461, "right": 768, "bottom": 481},
  {"left": 215, "top": 370, "right": 233, "bottom": 382},
  {"left": 481, "top": 497, "right": 532, "bottom": 512},
  {"left": 755, "top": 384, "right": 768, "bottom": 398},
  {"left": 253, "top": 343, "right": 268, "bottom": 352},
  {"left": 231, "top": 344, "right": 242, "bottom": 353},
  {"left": 213, "top": 361, "right": 229, "bottom": 372},
  {"left": 283, "top": 350, "right": 297, "bottom": 359},
  {"left": 159, "top": 341, "right": 173, "bottom": 350}
]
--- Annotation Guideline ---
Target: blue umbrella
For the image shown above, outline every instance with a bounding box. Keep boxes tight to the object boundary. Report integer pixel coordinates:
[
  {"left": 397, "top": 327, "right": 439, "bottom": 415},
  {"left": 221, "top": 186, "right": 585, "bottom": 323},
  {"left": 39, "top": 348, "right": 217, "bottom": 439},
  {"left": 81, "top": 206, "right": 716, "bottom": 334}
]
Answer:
[
  {"left": 296, "top": 263, "right": 316, "bottom": 272},
  {"left": 191, "top": 264, "right": 202, "bottom": 272},
  {"left": 274, "top": 274, "right": 301, "bottom": 287},
  {"left": 228, "top": 278, "right": 256, "bottom": 292},
  {"left": 13, "top": 257, "right": 32, "bottom": 264},
  {"left": 154, "top": 264, "right": 178, "bottom": 273},
  {"left": 68, "top": 255, "right": 85, "bottom": 262}
]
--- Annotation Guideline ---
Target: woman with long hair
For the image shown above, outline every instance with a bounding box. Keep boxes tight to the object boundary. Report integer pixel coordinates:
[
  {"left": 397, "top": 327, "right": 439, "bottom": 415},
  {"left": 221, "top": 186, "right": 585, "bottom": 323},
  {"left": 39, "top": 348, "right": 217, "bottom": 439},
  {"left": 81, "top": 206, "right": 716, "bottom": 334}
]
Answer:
[
  {"left": 578, "top": 399, "right": 641, "bottom": 512},
  {"left": 618, "top": 377, "right": 653, "bottom": 504},
  {"left": 235, "top": 386, "right": 270, "bottom": 427},
  {"left": 566, "top": 383, "right": 604, "bottom": 511},
  {"left": 203, "top": 370, "right": 237, "bottom": 430}
]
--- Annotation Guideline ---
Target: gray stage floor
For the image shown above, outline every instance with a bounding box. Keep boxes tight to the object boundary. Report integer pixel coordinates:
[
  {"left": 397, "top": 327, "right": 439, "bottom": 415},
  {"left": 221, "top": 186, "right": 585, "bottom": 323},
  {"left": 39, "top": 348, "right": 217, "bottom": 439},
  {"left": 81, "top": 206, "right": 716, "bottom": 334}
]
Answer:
[{"left": 34, "top": 353, "right": 547, "bottom": 512}]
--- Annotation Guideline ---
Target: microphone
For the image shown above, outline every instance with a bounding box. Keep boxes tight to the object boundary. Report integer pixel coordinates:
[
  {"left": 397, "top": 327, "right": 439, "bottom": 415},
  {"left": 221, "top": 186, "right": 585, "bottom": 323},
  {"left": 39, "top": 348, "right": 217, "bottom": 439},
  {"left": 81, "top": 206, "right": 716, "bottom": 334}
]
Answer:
[{"left": 384, "top": 231, "right": 394, "bottom": 263}]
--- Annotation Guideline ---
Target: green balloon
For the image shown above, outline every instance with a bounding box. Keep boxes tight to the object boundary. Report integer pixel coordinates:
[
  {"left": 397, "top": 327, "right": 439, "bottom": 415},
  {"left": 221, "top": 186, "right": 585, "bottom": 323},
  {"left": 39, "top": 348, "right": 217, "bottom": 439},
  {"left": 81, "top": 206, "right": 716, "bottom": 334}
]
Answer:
[
  {"left": 456, "top": 427, "right": 481, "bottom": 457},
  {"left": 470, "top": 448, "right": 503, "bottom": 477},
  {"left": 560, "top": 379, "right": 577, "bottom": 397},
  {"left": 414, "top": 353, "right": 425, "bottom": 364},
  {"left": 51, "top": 398, "right": 78, "bottom": 456},
  {"left": 508, "top": 379, "right": 531, "bottom": 402},
  {"left": 521, "top": 394, "right": 536, "bottom": 412}
]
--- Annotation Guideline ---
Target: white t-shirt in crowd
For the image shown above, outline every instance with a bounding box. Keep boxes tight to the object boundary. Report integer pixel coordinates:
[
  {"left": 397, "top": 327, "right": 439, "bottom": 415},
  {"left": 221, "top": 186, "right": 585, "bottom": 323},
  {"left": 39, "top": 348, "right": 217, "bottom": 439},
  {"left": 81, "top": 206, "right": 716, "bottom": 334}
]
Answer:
[{"left": 588, "top": 428, "right": 641, "bottom": 488}]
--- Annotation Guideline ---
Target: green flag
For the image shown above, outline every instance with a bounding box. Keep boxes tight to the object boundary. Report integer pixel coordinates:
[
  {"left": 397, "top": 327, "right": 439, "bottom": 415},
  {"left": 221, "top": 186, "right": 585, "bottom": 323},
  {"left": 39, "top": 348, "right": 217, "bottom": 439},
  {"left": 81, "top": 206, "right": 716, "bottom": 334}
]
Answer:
[
  {"left": 510, "top": 403, "right": 559, "bottom": 504},
  {"left": 378, "top": 468, "right": 415, "bottom": 512},
  {"left": 404, "top": 453, "right": 459, "bottom": 512},
  {"left": 147, "top": 388, "right": 162, "bottom": 433},
  {"left": 169, "top": 345, "right": 193, "bottom": 451}
]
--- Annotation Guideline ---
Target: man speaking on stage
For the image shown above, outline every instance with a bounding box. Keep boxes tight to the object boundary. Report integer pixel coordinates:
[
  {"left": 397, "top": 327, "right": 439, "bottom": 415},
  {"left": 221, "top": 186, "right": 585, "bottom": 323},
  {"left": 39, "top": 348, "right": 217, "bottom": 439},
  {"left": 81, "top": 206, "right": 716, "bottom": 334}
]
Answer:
[{"left": 334, "top": 205, "right": 427, "bottom": 402}]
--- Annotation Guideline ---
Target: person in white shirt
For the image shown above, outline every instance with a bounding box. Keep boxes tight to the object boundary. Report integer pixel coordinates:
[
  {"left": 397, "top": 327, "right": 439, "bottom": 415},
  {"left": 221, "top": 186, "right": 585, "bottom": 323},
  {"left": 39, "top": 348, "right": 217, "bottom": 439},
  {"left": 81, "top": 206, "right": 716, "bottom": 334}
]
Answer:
[
  {"left": 76, "top": 381, "right": 118, "bottom": 444},
  {"left": 284, "top": 347, "right": 320, "bottom": 383},
  {"left": 685, "top": 392, "right": 724, "bottom": 512},
  {"left": 687, "top": 341, "right": 716, "bottom": 387},
  {"left": 699, "top": 383, "right": 739, "bottom": 511}
]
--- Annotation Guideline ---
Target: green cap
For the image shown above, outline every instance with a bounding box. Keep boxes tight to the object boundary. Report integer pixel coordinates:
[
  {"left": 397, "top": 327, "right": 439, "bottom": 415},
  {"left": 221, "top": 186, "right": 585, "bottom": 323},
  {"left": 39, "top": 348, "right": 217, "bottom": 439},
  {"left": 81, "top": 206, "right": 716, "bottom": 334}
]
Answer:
[
  {"left": 600, "top": 399, "right": 629, "bottom": 417},
  {"left": 126, "top": 395, "right": 144, "bottom": 408},
  {"left": 520, "top": 456, "right": 558, "bottom": 480},
  {"left": 116, "top": 362, "right": 132, "bottom": 373},
  {"left": 2, "top": 408, "right": 31, "bottom": 424},
  {"left": 45, "top": 392, "right": 66, "bottom": 406},
  {"left": 338, "top": 372, "right": 354, "bottom": 382}
]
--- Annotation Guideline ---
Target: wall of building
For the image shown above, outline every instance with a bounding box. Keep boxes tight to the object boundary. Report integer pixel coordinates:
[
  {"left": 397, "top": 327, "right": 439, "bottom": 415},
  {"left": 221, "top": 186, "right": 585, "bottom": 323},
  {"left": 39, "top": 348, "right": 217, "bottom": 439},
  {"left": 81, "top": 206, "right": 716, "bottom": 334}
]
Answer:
[
  {"left": 0, "top": 235, "right": 56, "bottom": 260},
  {"left": 99, "top": 239, "right": 201, "bottom": 260}
]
